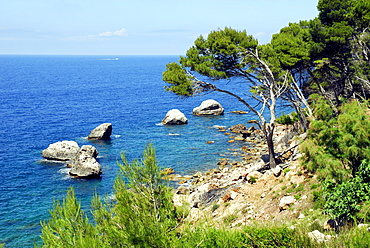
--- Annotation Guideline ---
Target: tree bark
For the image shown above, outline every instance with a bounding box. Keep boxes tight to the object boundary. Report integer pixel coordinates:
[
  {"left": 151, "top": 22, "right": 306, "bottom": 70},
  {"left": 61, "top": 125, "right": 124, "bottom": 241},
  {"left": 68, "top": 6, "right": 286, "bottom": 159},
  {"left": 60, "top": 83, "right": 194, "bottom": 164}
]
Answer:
[{"left": 264, "top": 123, "right": 277, "bottom": 169}]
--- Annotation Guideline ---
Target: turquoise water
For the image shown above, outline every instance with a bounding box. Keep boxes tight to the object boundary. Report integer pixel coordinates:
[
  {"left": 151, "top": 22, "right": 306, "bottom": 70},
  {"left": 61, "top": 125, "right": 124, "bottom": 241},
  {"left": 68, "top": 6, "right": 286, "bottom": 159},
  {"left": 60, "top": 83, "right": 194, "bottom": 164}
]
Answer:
[{"left": 0, "top": 55, "right": 267, "bottom": 247}]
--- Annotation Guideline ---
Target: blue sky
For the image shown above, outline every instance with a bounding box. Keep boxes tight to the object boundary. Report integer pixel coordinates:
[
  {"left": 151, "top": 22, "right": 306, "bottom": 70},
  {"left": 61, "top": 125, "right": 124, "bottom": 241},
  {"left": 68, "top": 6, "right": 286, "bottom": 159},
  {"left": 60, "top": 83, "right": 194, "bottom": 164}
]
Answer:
[{"left": 0, "top": 0, "right": 319, "bottom": 55}]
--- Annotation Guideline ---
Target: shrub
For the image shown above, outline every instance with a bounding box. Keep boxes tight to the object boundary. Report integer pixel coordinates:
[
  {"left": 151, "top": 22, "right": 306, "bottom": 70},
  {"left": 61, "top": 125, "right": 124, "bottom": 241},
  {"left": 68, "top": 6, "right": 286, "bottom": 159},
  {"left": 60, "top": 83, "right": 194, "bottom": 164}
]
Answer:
[
  {"left": 324, "top": 160, "right": 370, "bottom": 220},
  {"left": 301, "top": 98, "right": 370, "bottom": 180},
  {"left": 40, "top": 188, "right": 102, "bottom": 247},
  {"left": 276, "top": 112, "right": 298, "bottom": 125}
]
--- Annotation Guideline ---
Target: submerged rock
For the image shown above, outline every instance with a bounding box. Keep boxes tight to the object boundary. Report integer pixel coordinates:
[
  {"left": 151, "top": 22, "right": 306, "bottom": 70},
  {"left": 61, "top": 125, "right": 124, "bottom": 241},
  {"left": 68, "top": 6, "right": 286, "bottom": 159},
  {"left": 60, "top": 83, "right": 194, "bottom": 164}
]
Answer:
[
  {"left": 193, "top": 99, "right": 224, "bottom": 116},
  {"left": 162, "top": 109, "right": 188, "bottom": 125},
  {"left": 68, "top": 145, "right": 102, "bottom": 178},
  {"left": 87, "top": 123, "right": 112, "bottom": 140},
  {"left": 42, "top": 141, "right": 80, "bottom": 161}
]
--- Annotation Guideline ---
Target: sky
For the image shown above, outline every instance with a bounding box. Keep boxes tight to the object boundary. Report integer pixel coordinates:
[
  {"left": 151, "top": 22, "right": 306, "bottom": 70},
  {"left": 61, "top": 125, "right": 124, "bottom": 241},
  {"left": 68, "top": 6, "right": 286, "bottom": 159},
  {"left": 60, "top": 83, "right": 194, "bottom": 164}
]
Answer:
[{"left": 0, "top": 0, "right": 319, "bottom": 55}]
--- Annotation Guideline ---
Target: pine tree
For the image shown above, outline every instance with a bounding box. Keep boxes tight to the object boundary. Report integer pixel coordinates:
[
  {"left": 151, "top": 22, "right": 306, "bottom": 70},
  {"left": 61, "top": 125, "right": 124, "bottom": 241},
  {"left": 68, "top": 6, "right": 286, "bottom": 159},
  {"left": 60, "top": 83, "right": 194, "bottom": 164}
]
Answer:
[{"left": 39, "top": 188, "right": 102, "bottom": 247}]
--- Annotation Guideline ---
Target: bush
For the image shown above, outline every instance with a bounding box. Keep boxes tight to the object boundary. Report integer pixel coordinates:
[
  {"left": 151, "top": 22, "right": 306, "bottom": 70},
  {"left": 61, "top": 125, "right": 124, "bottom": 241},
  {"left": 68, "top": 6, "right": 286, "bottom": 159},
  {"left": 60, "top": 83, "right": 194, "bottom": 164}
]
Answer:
[
  {"left": 276, "top": 112, "right": 298, "bottom": 125},
  {"left": 324, "top": 160, "right": 370, "bottom": 220},
  {"left": 40, "top": 188, "right": 102, "bottom": 247},
  {"left": 301, "top": 98, "right": 370, "bottom": 179}
]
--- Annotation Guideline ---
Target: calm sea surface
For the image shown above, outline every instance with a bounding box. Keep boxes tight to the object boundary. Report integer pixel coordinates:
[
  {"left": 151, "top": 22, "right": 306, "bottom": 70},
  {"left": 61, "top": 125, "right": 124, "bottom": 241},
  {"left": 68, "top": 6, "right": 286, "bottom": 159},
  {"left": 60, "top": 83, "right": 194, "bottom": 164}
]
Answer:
[{"left": 0, "top": 55, "right": 276, "bottom": 247}]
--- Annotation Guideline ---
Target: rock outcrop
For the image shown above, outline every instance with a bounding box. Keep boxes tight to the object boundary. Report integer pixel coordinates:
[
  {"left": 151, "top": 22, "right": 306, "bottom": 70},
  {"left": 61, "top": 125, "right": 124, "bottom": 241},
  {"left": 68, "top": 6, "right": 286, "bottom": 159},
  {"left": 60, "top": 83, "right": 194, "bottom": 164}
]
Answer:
[
  {"left": 68, "top": 145, "right": 102, "bottom": 178},
  {"left": 170, "top": 123, "right": 312, "bottom": 226},
  {"left": 42, "top": 141, "right": 80, "bottom": 161},
  {"left": 193, "top": 99, "right": 224, "bottom": 116},
  {"left": 230, "top": 124, "right": 247, "bottom": 133},
  {"left": 87, "top": 123, "right": 112, "bottom": 140},
  {"left": 279, "top": 196, "right": 296, "bottom": 210},
  {"left": 162, "top": 109, "right": 188, "bottom": 125}
]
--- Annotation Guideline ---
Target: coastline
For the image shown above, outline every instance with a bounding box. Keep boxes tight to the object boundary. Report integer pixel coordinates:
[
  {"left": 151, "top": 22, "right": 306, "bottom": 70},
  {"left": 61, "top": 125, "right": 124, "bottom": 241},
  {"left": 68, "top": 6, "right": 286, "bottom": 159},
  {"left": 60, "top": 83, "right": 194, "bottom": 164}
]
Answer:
[{"left": 169, "top": 123, "right": 311, "bottom": 226}]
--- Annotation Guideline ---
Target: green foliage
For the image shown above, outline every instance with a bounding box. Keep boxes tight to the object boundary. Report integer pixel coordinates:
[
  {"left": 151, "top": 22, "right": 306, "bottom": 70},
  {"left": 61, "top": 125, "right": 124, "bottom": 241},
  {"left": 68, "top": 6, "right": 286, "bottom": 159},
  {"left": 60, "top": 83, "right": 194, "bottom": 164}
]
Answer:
[
  {"left": 301, "top": 97, "right": 370, "bottom": 179},
  {"left": 249, "top": 176, "right": 257, "bottom": 184},
  {"left": 96, "top": 143, "right": 181, "bottom": 247},
  {"left": 223, "top": 214, "right": 238, "bottom": 225},
  {"left": 323, "top": 160, "right": 370, "bottom": 220},
  {"left": 301, "top": 97, "right": 370, "bottom": 220},
  {"left": 307, "top": 0, "right": 370, "bottom": 101},
  {"left": 172, "top": 225, "right": 309, "bottom": 248},
  {"left": 163, "top": 62, "right": 194, "bottom": 96},
  {"left": 332, "top": 225, "right": 370, "bottom": 248},
  {"left": 312, "top": 190, "right": 325, "bottom": 209},
  {"left": 211, "top": 204, "right": 220, "bottom": 212},
  {"left": 40, "top": 144, "right": 184, "bottom": 248},
  {"left": 180, "top": 27, "right": 258, "bottom": 79},
  {"left": 276, "top": 112, "right": 298, "bottom": 125},
  {"left": 163, "top": 27, "right": 261, "bottom": 98},
  {"left": 270, "top": 21, "right": 312, "bottom": 69},
  {"left": 324, "top": 177, "right": 370, "bottom": 220},
  {"left": 40, "top": 188, "right": 102, "bottom": 248}
]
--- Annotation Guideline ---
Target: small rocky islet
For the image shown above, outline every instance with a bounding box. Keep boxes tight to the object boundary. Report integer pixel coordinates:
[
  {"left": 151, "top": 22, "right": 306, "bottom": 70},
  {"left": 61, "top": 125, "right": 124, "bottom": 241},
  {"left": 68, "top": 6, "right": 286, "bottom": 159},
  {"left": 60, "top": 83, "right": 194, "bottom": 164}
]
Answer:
[{"left": 41, "top": 123, "right": 112, "bottom": 178}]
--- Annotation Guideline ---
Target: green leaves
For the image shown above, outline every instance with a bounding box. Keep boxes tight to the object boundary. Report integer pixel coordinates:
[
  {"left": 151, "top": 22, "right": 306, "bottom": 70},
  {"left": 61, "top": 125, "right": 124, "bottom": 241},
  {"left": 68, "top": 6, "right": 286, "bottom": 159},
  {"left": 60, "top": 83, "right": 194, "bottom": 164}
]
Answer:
[
  {"left": 162, "top": 27, "right": 260, "bottom": 97},
  {"left": 270, "top": 22, "right": 312, "bottom": 69},
  {"left": 181, "top": 27, "right": 258, "bottom": 79},
  {"left": 163, "top": 62, "right": 193, "bottom": 96},
  {"left": 40, "top": 188, "right": 102, "bottom": 248},
  {"left": 301, "top": 97, "right": 370, "bottom": 220},
  {"left": 108, "top": 143, "right": 179, "bottom": 247}
]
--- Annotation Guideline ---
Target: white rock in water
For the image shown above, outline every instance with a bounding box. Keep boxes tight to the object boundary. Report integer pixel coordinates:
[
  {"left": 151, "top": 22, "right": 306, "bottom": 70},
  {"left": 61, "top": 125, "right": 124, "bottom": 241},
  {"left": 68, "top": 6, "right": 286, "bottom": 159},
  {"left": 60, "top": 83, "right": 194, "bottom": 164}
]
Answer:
[
  {"left": 193, "top": 99, "right": 224, "bottom": 116},
  {"left": 68, "top": 145, "right": 102, "bottom": 178},
  {"left": 42, "top": 141, "right": 80, "bottom": 161},
  {"left": 162, "top": 109, "right": 188, "bottom": 125}
]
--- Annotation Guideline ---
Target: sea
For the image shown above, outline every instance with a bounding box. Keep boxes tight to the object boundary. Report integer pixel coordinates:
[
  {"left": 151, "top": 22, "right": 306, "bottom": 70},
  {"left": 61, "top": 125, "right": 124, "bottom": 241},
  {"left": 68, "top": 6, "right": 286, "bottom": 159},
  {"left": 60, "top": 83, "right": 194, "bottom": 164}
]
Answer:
[{"left": 0, "top": 55, "right": 284, "bottom": 247}]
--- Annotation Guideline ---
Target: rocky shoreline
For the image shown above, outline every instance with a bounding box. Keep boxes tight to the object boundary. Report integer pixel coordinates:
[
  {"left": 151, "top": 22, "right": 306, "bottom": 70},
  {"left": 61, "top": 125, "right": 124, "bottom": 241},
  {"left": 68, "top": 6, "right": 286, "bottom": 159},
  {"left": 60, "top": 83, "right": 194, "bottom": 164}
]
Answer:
[{"left": 166, "top": 122, "right": 310, "bottom": 226}]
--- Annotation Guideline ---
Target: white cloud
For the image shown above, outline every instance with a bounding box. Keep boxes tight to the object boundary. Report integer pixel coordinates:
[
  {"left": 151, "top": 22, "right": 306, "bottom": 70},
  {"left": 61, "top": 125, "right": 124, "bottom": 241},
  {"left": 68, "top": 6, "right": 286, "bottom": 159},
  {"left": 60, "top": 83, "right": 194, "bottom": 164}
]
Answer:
[
  {"left": 63, "top": 28, "right": 128, "bottom": 41},
  {"left": 98, "top": 28, "right": 127, "bottom": 37}
]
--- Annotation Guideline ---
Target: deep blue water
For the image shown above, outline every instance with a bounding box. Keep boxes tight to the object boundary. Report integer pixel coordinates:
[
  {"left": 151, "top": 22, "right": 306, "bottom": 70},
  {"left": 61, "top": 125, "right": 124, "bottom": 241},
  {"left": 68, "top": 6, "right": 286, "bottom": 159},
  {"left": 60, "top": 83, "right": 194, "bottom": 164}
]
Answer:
[{"left": 0, "top": 55, "right": 278, "bottom": 247}]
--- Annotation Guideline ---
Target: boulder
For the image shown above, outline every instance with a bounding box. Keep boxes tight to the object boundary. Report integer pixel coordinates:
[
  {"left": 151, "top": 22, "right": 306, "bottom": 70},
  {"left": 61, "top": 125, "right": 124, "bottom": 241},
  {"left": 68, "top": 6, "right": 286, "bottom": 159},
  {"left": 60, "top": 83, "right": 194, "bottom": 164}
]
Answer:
[
  {"left": 308, "top": 230, "right": 334, "bottom": 243},
  {"left": 192, "top": 99, "right": 224, "bottom": 116},
  {"left": 68, "top": 145, "right": 102, "bottom": 178},
  {"left": 230, "top": 124, "right": 246, "bottom": 133},
  {"left": 279, "top": 196, "right": 296, "bottom": 210},
  {"left": 87, "top": 123, "right": 112, "bottom": 140},
  {"left": 161, "top": 167, "right": 175, "bottom": 175},
  {"left": 272, "top": 166, "right": 283, "bottom": 177},
  {"left": 162, "top": 109, "right": 188, "bottom": 125},
  {"left": 176, "top": 185, "right": 190, "bottom": 195},
  {"left": 42, "top": 141, "right": 80, "bottom": 161}
]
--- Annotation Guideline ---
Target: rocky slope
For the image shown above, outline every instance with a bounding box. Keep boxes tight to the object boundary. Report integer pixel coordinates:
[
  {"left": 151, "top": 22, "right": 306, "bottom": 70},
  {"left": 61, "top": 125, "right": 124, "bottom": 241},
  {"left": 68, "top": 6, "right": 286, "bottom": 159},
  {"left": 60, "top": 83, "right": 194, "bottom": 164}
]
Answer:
[{"left": 169, "top": 123, "right": 317, "bottom": 227}]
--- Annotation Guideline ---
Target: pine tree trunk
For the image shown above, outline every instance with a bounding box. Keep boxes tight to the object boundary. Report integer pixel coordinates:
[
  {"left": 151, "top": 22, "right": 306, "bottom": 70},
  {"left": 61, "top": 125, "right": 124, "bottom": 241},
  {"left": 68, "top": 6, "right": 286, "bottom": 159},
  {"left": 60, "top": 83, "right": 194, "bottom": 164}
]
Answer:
[{"left": 263, "top": 123, "right": 277, "bottom": 169}]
